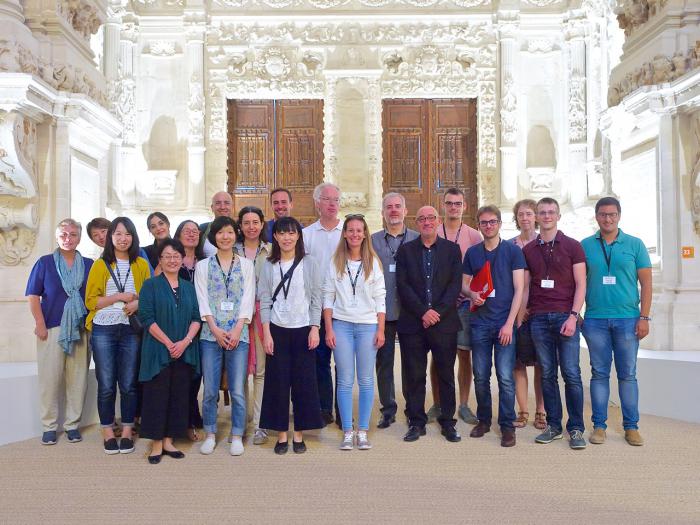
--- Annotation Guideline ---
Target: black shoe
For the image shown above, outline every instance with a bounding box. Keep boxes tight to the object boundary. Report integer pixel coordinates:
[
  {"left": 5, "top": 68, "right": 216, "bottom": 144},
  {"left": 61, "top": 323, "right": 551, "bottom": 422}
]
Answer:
[
  {"left": 501, "top": 428, "right": 516, "bottom": 448},
  {"left": 119, "top": 437, "right": 135, "bottom": 454},
  {"left": 403, "top": 426, "right": 426, "bottom": 442},
  {"left": 320, "top": 411, "right": 334, "bottom": 425},
  {"left": 148, "top": 454, "right": 162, "bottom": 465},
  {"left": 377, "top": 414, "right": 396, "bottom": 429},
  {"left": 441, "top": 426, "right": 462, "bottom": 442},
  {"left": 163, "top": 449, "right": 185, "bottom": 459},
  {"left": 292, "top": 440, "right": 306, "bottom": 454},
  {"left": 103, "top": 438, "right": 119, "bottom": 455},
  {"left": 274, "top": 441, "right": 289, "bottom": 455}
]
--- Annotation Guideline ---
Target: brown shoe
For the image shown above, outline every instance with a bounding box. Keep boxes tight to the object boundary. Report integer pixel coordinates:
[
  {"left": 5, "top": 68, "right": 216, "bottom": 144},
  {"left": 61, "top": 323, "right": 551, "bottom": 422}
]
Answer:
[
  {"left": 625, "top": 429, "right": 644, "bottom": 446},
  {"left": 589, "top": 427, "right": 606, "bottom": 444},
  {"left": 469, "top": 421, "right": 491, "bottom": 438},
  {"left": 501, "top": 428, "right": 516, "bottom": 447}
]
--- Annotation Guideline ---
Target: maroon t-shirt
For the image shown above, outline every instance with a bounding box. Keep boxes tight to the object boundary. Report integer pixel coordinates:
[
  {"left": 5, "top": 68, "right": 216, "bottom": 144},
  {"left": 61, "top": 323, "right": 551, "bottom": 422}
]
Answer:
[{"left": 522, "top": 230, "right": 585, "bottom": 315}]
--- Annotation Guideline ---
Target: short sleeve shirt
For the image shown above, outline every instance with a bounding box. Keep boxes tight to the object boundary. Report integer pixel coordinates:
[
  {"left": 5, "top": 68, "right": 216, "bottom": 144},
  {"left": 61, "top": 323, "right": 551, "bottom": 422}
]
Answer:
[
  {"left": 582, "top": 229, "right": 651, "bottom": 318},
  {"left": 463, "top": 240, "right": 526, "bottom": 326},
  {"left": 25, "top": 254, "right": 94, "bottom": 329},
  {"left": 437, "top": 223, "right": 482, "bottom": 259},
  {"left": 522, "top": 230, "right": 586, "bottom": 315}
]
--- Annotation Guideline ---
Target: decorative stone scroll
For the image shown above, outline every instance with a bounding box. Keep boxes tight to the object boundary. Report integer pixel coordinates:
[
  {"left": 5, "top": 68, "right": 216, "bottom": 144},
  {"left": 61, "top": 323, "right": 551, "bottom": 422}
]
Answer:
[
  {"left": 569, "top": 76, "right": 586, "bottom": 142},
  {"left": 500, "top": 74, "right": 517, "bottom": 145}
]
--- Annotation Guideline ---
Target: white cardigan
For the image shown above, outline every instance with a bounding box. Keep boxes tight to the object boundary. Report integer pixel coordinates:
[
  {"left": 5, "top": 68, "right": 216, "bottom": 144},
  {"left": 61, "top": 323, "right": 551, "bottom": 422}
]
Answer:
[
  {"left": 194, "top": 255, "right": 256, "bottom": 325},
  {"left": 322, "top": 258, "right": 386, "bottom": 324}
]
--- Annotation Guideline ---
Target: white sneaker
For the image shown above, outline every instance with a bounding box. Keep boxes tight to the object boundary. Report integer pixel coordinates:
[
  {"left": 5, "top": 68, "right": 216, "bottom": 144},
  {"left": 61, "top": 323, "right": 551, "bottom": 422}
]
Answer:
[
  {"left": 200, "top": 435, "right": 216, "bottom": 455},
  {"left": 356, "top": 430, "right": 372, "bottom": 450},
  {"left": 230, "top": 436, "right": 244, "bottom": 456},
  {"left": 340, "top": 431, "right": 354, "bottom": 450}
]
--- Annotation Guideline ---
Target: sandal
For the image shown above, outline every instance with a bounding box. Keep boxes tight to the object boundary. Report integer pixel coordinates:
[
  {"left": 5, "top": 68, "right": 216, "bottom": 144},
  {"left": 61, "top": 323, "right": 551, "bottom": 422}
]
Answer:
[
  {"left": 534, "top": 412, "right": 546, "bottom": 430},
  {"left": 514, "top": 411, "right": 529, "bottom": 428},
  {"left": 187, "top": 427, "right": 201, "bottom": 442}
]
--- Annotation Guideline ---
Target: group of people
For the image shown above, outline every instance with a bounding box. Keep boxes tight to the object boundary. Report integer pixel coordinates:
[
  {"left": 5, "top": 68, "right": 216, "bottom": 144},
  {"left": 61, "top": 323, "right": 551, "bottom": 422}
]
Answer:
[{"left": 26, "top": 182, "right": 652, "bottom": 463}]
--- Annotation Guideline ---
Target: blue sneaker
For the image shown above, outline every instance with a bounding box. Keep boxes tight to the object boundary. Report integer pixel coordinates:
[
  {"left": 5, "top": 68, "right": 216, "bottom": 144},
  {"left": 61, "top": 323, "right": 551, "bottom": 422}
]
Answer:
[
  {"left": 66, "top": 429, "right": 82, "bottom": 443},
  {"left": 41, "top": 431, "right": 57, "bottom": 445}
]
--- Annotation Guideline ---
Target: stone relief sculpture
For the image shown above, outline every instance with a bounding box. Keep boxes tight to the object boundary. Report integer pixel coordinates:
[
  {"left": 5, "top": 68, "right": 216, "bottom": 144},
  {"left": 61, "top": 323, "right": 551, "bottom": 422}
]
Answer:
[
  {"left": 691, "top": 112, "right": 700, "bottom": 235},
  {"left": 569, "top": 77, "right": 586, "bottom": 142},
  {"left": 500, "top": 74, "right": 517, "bottom": 145},
  {"left": 59, "top": 0, "right": 102, "bottom": 40}
]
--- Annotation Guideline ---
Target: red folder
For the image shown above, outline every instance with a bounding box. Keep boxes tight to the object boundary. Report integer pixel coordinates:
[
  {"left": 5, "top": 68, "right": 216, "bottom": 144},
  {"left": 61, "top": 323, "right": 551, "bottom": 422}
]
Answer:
[{"left": 469, "top": 261, "right": 494, "bottom": 312}]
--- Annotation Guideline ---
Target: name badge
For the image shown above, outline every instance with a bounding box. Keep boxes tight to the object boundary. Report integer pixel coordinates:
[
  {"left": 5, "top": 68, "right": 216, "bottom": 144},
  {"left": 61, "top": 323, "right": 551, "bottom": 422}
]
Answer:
[
  {"left": 541, "top": 279, "right": 555, "bottom": 289},
  {"left": 603, "top": 276, "right": 616, "bottom": 285},
  {"left": 389, "top": 263, "right": 396, "bottom": 273},
  {"left": 220, "top": 301, "right": 234, "bottom": 311},
  {"left": 350, "top": 296, "right": 358, "bottom": 307},
  {"left": 488, "top": 289, "right": 496, "bottom": 298},
  {"left": 113, "top": 301, "right": 125, "bottom": 309},
  {"left": 277, "top": 300, "right": 291, "bottom": 313}
]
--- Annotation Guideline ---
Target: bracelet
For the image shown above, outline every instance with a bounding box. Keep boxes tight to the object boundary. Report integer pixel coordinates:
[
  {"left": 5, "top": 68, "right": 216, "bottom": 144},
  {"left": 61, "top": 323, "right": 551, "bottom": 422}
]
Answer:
[{"left": 639, "top": 316, "right": 652, "bottom": 321}]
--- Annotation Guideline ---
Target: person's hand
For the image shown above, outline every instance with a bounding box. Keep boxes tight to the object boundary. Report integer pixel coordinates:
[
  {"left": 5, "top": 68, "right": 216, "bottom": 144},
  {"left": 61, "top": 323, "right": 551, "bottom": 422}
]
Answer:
[
  {"left": 325, "top": 328, "right": 336, "bottom": 350},
  {"left": 636, "top": 319, "right": 649, "bottom": 340},
  {"left": 170, "top": 340, "right": 188, "bottom": 359},
  {"left": 226, "top": 326, "right": 242, "bottom": 350},
  {"left": 499, "top": 324, "right": 513, "bottom": 346},
  {"left": 34, "top": 324, "right": 48, "bottom": 341},
  {"left": 421, "top": 309, "right": 440, "bottom": 327},
  {"left": 308, "top": 326, "right": 320, "bottom": 350},
  {"left": 469, "top": 290, "right": 485, "bottom": 307},
  {"left": 211, "top": 326, "right": 230, "bottom": 350},
  {"left": 374, "top": 329, "right": 385, "bottom": 349},
  {"left": 123, "top": 300, "right": 138, "bottom": 316},
  {"left": 263, "top": 333, "right": 274, "bottom": 355},
  {"left": 560, "top": 315, "right": 577, "bottom": 337}
]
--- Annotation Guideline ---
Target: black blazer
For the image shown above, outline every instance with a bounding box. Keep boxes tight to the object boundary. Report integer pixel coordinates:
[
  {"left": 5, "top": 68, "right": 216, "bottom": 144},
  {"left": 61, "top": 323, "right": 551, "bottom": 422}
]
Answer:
[{"left": 396, "top": 236, "right": 463, "bottom": 334}]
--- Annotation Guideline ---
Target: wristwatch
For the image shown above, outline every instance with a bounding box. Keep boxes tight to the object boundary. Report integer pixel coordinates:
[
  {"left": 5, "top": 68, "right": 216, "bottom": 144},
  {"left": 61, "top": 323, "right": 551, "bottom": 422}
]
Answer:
[
  {"left": 570, "top": 310, "right": 579, "bottom": 318},
  {"left": 639, "top": 316, "right": 652, "bottom": 321}
]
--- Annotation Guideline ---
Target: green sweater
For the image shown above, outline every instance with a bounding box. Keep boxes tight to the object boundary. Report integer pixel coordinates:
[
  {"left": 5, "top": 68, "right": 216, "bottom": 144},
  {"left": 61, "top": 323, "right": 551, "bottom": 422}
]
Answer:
[{"left": 138, "top": 274, "right": 201, "bottom": 382}]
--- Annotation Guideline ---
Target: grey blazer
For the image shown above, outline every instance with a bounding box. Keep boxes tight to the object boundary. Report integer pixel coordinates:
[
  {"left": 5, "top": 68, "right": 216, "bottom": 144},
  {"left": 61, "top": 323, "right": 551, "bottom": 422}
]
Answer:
[{"left": 258, "top": 256, "right": 322, "bottom": 327}]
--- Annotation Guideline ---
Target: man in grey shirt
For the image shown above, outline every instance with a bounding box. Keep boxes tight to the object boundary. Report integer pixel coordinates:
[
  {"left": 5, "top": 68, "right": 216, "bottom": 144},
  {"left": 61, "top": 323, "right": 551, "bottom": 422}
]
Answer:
[{"left": 371, "top": 192, "right": 419, "bottom": 429}]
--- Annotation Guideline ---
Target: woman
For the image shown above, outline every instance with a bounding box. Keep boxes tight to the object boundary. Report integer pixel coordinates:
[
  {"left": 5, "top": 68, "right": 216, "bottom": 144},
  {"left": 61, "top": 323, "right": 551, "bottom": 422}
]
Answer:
[
  {"left": 86, "top": 217, "right": 111, "bottom": 250},
  {"left": 26, "top": 219, "right": 94, "bottom": 445},
  {"left": 234, "top": 206, "right": 272, "bottom": 445},
  {"left": 143, "top": 212, "right": 171, "bottom": 270},
  {"left": 194, "top": 216, "right": 255, "bottom": 456},
  {"left": 138, "top": 239, "right": 201, "bottom": 464},
  {"left": 259, "top": 217, "right": 323, "bottom": 454},
  {"left": 511, "top": 199, "right": 546, "bottom": 430},
  {"left": 85, "top": 217, "right": 150, "bottom": 454},
  {"left": 323, "top": 215, "right": 386, "bottom": 451},
  {"left": 173, "top": 219, "right": 206, "bottom": 440}
]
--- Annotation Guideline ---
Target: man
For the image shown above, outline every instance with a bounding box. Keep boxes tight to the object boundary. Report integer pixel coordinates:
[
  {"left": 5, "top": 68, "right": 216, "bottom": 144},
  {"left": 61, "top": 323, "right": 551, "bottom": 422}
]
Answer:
[
  {"left": 430, "top": 187, "right": 482, "bottom": 425},
  {"left": 581, "top": 197, "right": 652, "bottom": 446},
  {"left": 396, "top": 206, "right": 463, "bottom": 443},
  {"left": 266, "top": 187, "right": 294, "bottom": 240},
  {"left": 520, "top": 197, "right": 587, "bottom": 449},
  {"left": 371, "top": 193, "right": 419, "bottom": 429},
  {"left": 303, "top": 182, "right": 342, "bottom": 425},
  {"left": 200, "top": 191, "right": 233, "bottom": 257},
  {"left": 463, "top": 205, "right": 525, "bottom": 447}
]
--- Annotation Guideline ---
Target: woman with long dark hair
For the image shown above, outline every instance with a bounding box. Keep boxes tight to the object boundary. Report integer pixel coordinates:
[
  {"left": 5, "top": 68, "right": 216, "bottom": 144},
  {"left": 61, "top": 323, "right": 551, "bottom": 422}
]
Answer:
[
  {"left": 143, "top": 212, "right": 171, "bottom": 270},
  {"left": 258, "top": 217, "right": 323, "bottom": 454},
  {"left": 85, "top": 217, "right": 150, "bottom": 454}
]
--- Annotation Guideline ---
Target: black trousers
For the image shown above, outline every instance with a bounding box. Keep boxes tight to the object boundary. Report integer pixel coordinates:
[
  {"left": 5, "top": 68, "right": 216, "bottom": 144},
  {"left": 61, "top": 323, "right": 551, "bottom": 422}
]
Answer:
[
  {"left": 140, "top": 360, "right": 192, "bottom": 440},
  {"left": 398, "top": 329, "right": 458, "bottom": 429},
  {"left": 188, "top": 373, "right": 203, "bottom": 428},
  {"left": 376, "top": 320, "right": 399, "bottom": 417},
  {"left": 260, "top": 324, "right": 324, "bottom": 432}
]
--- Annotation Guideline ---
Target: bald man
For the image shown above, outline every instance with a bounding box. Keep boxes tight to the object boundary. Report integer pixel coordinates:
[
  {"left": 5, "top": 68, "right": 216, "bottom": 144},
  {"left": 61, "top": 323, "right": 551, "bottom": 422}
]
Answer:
[
  {"left": 396, "top": 206, "right": 463, "bottom": 443},
  {"left": 200, "top": 191, "right": 233, "bottom": 257}
]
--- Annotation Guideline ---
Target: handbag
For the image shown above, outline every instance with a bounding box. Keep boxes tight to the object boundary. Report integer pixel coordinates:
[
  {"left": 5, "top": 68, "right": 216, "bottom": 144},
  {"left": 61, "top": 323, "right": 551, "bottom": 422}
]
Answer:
[{"left": 105, "top": 261, "right": 143, "bottom": 336}]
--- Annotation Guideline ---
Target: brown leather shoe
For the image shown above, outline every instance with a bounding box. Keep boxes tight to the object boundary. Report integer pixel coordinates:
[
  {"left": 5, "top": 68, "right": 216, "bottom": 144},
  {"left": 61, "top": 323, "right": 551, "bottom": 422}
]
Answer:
[
  {"left": 501, "top": 428, "right": 516, "bottom": 447},
  {"left": 469, "top": 421, "right": 491, "bottom": 438},
  {"left": 625, "top": 429, "right": 644, "bottom": 446}
]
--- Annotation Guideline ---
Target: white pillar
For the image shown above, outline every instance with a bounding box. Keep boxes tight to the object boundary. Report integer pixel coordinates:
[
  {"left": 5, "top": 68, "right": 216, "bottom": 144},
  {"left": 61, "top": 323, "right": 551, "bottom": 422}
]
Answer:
[
  {"left": 185, "top": 22, "right": 207, "bottom": 212},
  {"left": 323, "top": 76, "right": 337, "bottom": 185},
  {"left": 366, "top": 74, "right": 383, "bottom": 212},
  {"left": 498, "top": 15, "right": 519, "bottom": 206},
  {"left": 566, "top": 15, "right": 588, "bottom": 207}
]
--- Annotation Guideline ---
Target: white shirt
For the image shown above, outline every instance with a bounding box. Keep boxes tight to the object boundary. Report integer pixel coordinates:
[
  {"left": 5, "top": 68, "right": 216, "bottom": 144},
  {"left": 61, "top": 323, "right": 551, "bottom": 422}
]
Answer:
[
  {"left": 94, "top": 259, "right": 136, "bottom": 326},
  {"left": 302, "top": 219, "right": 342, "bottom": 271},
  {"left": 271, "top": 260, "right": 310, "bottom": 329},
  {"left": 322, "top": 258, "right": 386, "bottom": 324}
]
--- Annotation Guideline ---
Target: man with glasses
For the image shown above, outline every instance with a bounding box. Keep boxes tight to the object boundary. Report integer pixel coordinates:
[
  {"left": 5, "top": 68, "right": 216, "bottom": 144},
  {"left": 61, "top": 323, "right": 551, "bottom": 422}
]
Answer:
[
  {"left": 371, "top": 193, "right": 419, "bottom": 429},
  {"left": 303, "top": 182, "right": 343, "bottom": 425},
  {"left": 520, "top": 197, "right": 587, "bottom": 449},
  {"left": 200, "top": 191, "right": 234, "bottom": 257},
  {"left": 396, "top": 206, "right": 463, "bottom": 443},
  {"left": 431, "top": 187, "right": 482, "bottom": 426},
  {"left": 581, "top": 197, "right": 652, "bottom": 446},
  {"left": 463, "top": 206, "right": 525, "bottom": 447},
  {"left": 266, "top": 188, "right": 295, "bottom": 240}
]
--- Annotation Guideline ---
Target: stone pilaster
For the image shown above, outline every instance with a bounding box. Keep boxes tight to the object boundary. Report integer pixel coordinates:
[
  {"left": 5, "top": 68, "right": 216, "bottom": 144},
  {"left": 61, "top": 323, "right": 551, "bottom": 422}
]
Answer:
[{"left": 497, "top": 12, "right": 519, "bottom": 207}]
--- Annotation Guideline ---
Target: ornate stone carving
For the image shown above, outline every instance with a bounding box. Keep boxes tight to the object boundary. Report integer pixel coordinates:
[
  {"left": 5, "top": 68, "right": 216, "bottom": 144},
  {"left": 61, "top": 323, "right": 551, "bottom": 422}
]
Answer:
[
  {"left": 616, "top": 0, "right": 667, "bottom": 37},
  {"left": 691, "top": 112, "right": 700, "bottom": 235},
  {"left": 323, "top": 79, "right": 337, "bottom": 183},
  {"left": 255, "top": 48, "right": 291, "bottom": 79},
  {"left": 108, "top": 78, "right": 137, "bottom": 145},
  {"left": 210, "top": 0, "right": 486, "bottom": 7},
  {"left": 340, "top": 192, "right": 367, "bottom": 207},
  {"left": 478, "top": 80, "right": 497, "bottom": 172},
  {"left": 0, "top": 226, "right": 36, "bottom": 266},
  {"left": 188, "top": 77, "right": 205, "bottom": 143},
  {"left": 0, "top": 40, "right": 38, "bottom": 76},
  {"left": 569, "top": 77, "right": 587, "bottom": 142},
  {"left": 147, "top": 40, "right": 179, "bottom": 56},
  {"left": 500, "top": 74, "right": 517, "bottom": 145},
  {"left": 59, "top": 0, "right": 102, "bottom": 40},
  {"left": 208, "top": 84, "right": 226, "bottom": 142},
  {"left": 527, "top": 39, "right": 555, "bottom": 54},
  {"left": 522, "top": 0, "right": 560, "bottom": 6}
]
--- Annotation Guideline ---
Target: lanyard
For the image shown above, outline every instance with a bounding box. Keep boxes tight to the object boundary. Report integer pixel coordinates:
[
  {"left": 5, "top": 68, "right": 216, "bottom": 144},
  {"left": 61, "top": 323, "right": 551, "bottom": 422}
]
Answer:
[
  {"left": 278, "top": 261, "right": 297, "bottom": 301},
  {"left": 537, "top": 238, "right": 555, "bottom": 280},
  {"left": 243, "top": 243, "right": 262, "bottom": 260},
  {"left": 215, "top": 254, "right": 235, "bottom": 299},
  {"left": 114, "top": 261, "right": 131, "bottom": 292},
  {"left": 443, "top": 223, "right": 463, "bottom": 246},
  {"left": 346, "top": 260, "right": 363, "bottom": 297},
  {"left": 384, "top": 229, "right": 406, "bottom": 260}
]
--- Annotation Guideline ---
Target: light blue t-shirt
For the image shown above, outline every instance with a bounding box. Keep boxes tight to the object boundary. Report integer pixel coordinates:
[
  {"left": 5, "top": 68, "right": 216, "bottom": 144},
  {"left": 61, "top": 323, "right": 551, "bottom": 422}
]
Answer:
[{"left": 582, "top": 229, "right": 651, "bottom": 319}]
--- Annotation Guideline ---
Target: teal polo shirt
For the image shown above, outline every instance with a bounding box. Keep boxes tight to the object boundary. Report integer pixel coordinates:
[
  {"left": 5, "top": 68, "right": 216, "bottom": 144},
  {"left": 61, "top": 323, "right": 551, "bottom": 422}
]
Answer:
[{"left": 582, "top": 229, "right": 651, "bottom": 318}]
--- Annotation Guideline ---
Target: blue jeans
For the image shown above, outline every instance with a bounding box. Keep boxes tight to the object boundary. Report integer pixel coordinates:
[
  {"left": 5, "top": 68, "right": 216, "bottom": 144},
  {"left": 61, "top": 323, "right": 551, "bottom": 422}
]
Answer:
[
  {"left": 582, "top": 317, "right": 640, "bottom": 430},
  {"left": 200, "top": 339, "right": 249, "bottom": 436},
  {"left": 529, "top": 313, "right": 584, "bottom": 434},
  {"left": 91, "top": 323, "right": 140, "bottom": 427},
  {"left": 333, "top": 320, "right": 377, "bottom": 432},
  {"left": 470, "top": 322, "right": 516, "bottom": 430}
]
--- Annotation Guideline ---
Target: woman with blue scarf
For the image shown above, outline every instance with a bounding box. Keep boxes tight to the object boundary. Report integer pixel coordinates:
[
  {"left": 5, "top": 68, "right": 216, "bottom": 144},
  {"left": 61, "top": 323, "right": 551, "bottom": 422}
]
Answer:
[{"left": 26, "top": 219, "right": 94, "bottom": 446}]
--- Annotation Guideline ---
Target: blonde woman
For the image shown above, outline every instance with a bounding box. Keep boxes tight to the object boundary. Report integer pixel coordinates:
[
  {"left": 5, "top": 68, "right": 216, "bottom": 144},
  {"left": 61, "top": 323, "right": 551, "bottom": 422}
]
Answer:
[{"left": 323, "top": 215, "right": 386, "bottom": 451}]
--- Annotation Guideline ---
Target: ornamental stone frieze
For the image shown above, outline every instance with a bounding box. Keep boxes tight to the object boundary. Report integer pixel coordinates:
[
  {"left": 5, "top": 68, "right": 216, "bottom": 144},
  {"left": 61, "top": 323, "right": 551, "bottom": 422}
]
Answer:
[
  {"left": 208, "top": 0, "right": 490, "bottom": 9},
  {"left": 58, "top": 0, "right": 103, "bottom": 40},
  {"left": 615, "top": 0, "right": 668, "bottom": 38}
]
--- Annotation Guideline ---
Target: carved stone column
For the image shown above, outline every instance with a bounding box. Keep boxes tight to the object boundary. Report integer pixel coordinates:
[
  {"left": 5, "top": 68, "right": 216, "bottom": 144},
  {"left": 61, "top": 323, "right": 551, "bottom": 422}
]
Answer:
[
  {"left": 323, "top": 76, "right": 337, "bottom": 185},
  {"left": 185, "top": 15, "right": 207, "bottom": 212},
  {"left": 366, "top": 73, "right": 383, "bottom": 212},
  {"left": 566, "top": 13, "right": 588, "bottom": 207},
  {"left": 498, "top": 12, "right": 519, "bottom": 206}
]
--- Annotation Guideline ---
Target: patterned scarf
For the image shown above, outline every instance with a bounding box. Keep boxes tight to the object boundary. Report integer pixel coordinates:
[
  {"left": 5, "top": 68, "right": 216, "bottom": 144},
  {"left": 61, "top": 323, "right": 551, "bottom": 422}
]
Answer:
[{"left": 53, "top": 249, "right": 87, "bottom": 355}]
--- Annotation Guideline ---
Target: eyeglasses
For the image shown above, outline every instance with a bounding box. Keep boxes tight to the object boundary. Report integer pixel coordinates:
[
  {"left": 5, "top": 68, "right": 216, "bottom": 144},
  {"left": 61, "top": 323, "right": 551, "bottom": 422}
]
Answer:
[
  {"left": 180, "top": 228, "right": 199, "bottom": 236},
  {"left": 320, "top": 197, "right": 340, "bottom": 204},
  {"left": 416, "top": 215, "right": 438, "bottom": 223},
  {"left": 160, "top": 254, "right": 183, "bottom": 261},
  {"left": 444, "top": 201, "right": 463, "bottom": 207},
  {"left": 596, "top": 212, "right": 619, "bottom": 219},
  {"left": 537, "top": 210, "right": 558, "bottom": 217},
  {"left": 345, "top": 213, "right": 365, "bottom": 219},
  {"left": 479, "top": 219, "right": 501, "bottom": 227}
]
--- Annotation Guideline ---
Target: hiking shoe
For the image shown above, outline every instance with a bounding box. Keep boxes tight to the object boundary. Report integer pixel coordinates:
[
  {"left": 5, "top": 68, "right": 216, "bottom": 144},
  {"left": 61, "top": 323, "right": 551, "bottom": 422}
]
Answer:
[
  {"left": 253, "top": 429, "right": 268, "bottom": 445},
  {"left": 535, "top": 425, "right": 563, "bottom": 444},
  {"left": 625, "top": 429, "right": 644, "bottom": 446},
  {"left": 66, "top": 429, "right": 82, "bottom": 443},
  {"left": 340, "top": 431, "right": 354, "bottom": 450},
  {"left": 458, "top": 404, "right": 478, "bottom": 425},
  {"left": 356, "top": 430, "right": 372, "bottom": 450},
  {"left": 103, "top": 438, "right": 119, "bottom": 455},
  {"left": 119, "top": 437, "right": 135, "bottom": 454},
  {"left": 589, "top": 427, "right": 606, "bottom": 445},
  {"left": 200, "top": 435, "right": 216, "bottom": 455},
  {"left": 426, "top": 404, "right": 441, "bottom": 423},
  {"left": 41, "top": 431, "right": 57, "bottom": 445},
  {"left": 569, "top": 429, "right": 587, "bottom": 450},
  {"left": 230, "top": 436, "right": 244, "bottom": 456}
]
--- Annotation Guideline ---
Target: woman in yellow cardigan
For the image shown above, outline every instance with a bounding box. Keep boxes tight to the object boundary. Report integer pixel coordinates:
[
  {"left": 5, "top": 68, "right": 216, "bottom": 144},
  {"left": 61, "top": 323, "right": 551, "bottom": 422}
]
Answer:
[{"left": 85, "top": 217, "right": 150, "bottom": 455}]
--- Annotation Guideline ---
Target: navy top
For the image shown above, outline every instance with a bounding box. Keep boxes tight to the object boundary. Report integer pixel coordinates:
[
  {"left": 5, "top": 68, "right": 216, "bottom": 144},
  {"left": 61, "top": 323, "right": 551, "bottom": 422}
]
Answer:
[{"left": 463, "top": 240, "right": 526, "bottom": 327}]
